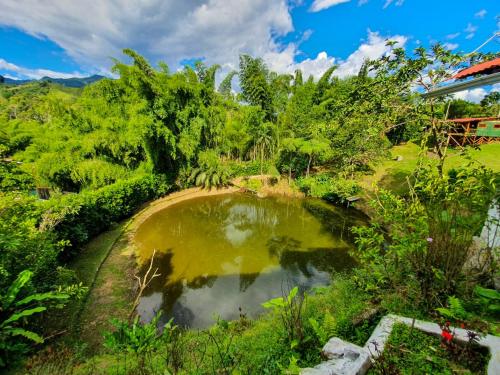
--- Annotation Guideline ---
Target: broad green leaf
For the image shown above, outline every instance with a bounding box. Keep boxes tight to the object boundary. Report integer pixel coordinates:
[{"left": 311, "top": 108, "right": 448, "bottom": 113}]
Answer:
[
  {"left": 16, "top": 292, "right": 70, "bottom": 307},
  {"left": 435, "top": 307, "right": 454, "bottom": 319},
  {"left": 487, "top": 304, "right": 500, "bottom": 312},
  {"left": 262, "top": 297, "right": 285, "bottom": 309},
  {"left": 475, "top": 286, "right": 500, "bottom": 301},
  {"left": 9, "top": 328, "right": 44, "bottom": 343},
  {"left": 3, "top": 270, "right": 32, "bottom": 309},
  {"left": 1, "top": 306, "right": 46, "bottom": 327}
]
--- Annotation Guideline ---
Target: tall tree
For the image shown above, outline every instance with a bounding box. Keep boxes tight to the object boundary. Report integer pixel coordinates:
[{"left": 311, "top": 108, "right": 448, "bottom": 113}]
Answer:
[{"left": 239, "top": 55, "right": 274, "bottom": 120}]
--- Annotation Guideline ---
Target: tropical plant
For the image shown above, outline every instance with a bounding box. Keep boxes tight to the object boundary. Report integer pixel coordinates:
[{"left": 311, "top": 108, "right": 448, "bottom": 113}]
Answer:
[
  {"left": 103, "top": 312, "right": 177, "bottom": 372},
  {"left": 188, "top": 150, "right": 232, "bottom": 189},
  {"left": 0, "top": 270, "right": 75, "bottom": 367},
  {"left": 247, "top": 122, "right": 276, "bottom": 175},
  {"left": 474, "top": 286, "right": 500, "bottom": 314},
  {"left": 239, "top": 55, "right": 274, "bottom": 120},
  {"left": 436, "top": 295, "right": 469, "bottom": 321},
  {"left": 296, "top": 174, "right": 360, "bottom": 204}
]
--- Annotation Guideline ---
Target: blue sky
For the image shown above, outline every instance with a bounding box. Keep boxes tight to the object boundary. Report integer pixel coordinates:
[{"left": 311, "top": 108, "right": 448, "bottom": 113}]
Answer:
[
  {"left": 289, "top": 0, "right": 498, "bottom": 61},
  {"left": 0, "top": 0, "right": 498, "bottom": 91}
]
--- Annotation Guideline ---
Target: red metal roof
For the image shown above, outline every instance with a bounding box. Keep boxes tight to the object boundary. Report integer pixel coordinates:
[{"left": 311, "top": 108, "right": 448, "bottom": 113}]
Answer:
[
  {"left": 448, "top": 117, "right": 499, "bottom": 123},
  {"left": 453, "top": 57, "right": 500, "bottom": 79}
]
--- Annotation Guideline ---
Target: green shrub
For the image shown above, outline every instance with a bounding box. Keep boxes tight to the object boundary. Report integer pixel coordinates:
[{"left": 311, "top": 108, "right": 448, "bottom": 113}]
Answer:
[
  {"left": 227, "top": 159, "right": 275, "bottom": 177},
  {"left": 70, "top": 159, "right": 130, "bottom": 190},
  {"left": 188, "top": 150, "right": 233, "bottom": 189},
  {"left": 352, "top": 165, "right": 496, "bottom": 308},
  {"left": 0, "top": 162, "right": 34, "bottom": 192},
  {"left": 0, "top": 195, "right": 62, "bottom": 293},
  {"left": 304, "top": 276, "right": 374, "bottom": 346},
  {"left": 42, "top": 174, "right": 171, "bottom": 259},
  {"left": 103, "top": 313, "right": 177, "bottom": 372},
  {"left": 0, "top": 174, "right": 171, "bottom": 296},
  {"left": 368, "top": 323, "right": 489, "bottom": 374},
  {"left": 242, "top": 177, "right": 262, "bottom": 191},
  {"left": 296, "top": 174, "right": 360, "bottom": 204}
]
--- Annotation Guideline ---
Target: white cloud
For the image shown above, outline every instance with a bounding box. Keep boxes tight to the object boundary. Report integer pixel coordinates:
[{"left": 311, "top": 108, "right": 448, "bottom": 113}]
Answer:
[
  {"left": 0, "top": 0, "right": 293, "bottom": 74},
  {"left": 465, "top": 24, "right": 477, "bottom": 33},
  {"left": 464, "top": 23, "right": 477, "bottom": 39},
  {"left": 310, "top": 0, "right": 351, "bottom": 12},
  {"left": 474, "top": 9, "right": 487, "bottom": 19},
  {"left": 334, "top": 31, "right": 407, "bottom": 77},
  {"left": 446, "top": 32, "right": 460, "bottom": 40},
  {"left": 383, "top": 0, "right": 404, "bottom": 9},
  {"left": 453, "top": 84, "right": 499, "bottom": 103},
  {"left": 453, "top": 88, "right": 488, "bottom": 103},
  {"left": 443, "top": 43, "right": 459, "bottom": 51},
  {"left": 0, "top": 58, "right": 84, "bottom": 79},
  {"left": 264, "top": 48, "right": 336, "bottom": 79},
  {"left": 0, "top": 1, "right": 408, "bottom": 83},
  {"left": 261, "top": 30, "right": 406, "bottom": 80}
]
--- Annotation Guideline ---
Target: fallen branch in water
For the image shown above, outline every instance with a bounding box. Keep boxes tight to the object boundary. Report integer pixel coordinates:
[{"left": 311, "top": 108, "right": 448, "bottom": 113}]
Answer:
[{"left": 129, "top": 249, "right": 160, "bottom": 322}]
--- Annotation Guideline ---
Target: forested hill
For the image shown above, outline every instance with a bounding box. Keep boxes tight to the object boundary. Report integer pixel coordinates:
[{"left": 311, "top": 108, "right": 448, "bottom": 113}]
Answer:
[{"left": 0, "top": 74, "right": 105, "bottom": 88}]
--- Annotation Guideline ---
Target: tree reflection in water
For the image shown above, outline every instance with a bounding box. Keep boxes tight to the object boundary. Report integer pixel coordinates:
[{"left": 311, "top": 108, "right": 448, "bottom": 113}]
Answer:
[{"left": 134, "top": 193, "right": 367, "bottom": 328}]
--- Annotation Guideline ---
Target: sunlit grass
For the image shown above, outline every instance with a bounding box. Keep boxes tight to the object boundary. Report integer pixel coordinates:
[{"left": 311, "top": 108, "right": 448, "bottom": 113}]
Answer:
[{"left": 360, "top": 142, "right": 500, "bottom": 196}]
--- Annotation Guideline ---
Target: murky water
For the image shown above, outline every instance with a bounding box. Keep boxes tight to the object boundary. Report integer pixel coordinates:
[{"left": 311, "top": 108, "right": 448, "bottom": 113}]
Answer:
[{"left": 135, "top": 193, "right": 367, "bottom": 328}]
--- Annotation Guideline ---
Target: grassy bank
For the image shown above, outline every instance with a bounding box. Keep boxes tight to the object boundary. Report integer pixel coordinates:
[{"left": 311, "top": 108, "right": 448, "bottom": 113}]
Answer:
[{"left": 42, "top": 276, "right": 377, "bottom": 374}]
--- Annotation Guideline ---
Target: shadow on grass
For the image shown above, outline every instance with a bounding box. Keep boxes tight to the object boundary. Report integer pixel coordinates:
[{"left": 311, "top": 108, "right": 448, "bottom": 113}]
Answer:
[{"left": 377, "top": 169, "right": 415, "bottom": 196}]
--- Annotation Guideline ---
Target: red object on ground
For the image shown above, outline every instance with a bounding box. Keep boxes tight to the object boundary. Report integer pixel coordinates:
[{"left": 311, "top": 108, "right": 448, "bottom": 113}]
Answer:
[
  {"left": 453, "top": 57, "right": 500, "bottom": 79},
  {"left": 441, "top": 330, "right": 453, "bottom": 343}
]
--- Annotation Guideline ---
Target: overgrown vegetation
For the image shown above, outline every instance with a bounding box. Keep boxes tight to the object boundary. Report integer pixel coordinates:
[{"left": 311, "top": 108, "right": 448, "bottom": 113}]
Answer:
[
  {"left": 0, "top": 43, "right": 498, "bottom": 373},
  {"left": 368, "top": 323, "right": 489, "bottom": 374}
]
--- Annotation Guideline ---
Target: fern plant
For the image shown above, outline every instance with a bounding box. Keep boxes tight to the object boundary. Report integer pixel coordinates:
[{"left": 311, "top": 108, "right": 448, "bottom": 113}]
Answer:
[
  {"left": 0, "top": 270, "right": 73, "bottom": 367},
  {"left": 436, "top": 296, "right": 469, "bottom": 321}
]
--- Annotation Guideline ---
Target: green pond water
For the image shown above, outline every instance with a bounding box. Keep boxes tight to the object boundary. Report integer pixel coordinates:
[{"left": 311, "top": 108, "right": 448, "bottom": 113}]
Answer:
[{"left": 135, "top": 193, "right": 367, "bottom": 328}]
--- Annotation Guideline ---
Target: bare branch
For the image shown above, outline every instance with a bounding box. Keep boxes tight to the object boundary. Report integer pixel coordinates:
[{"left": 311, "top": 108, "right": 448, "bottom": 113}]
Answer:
[{"left": 129, "top": 249, "right": 160, "bottom": 322}]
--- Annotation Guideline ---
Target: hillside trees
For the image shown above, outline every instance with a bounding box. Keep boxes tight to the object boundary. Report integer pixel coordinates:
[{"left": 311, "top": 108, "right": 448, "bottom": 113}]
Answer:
[{"left": 0, "top": 45, "right": 491, "bottom": 189}]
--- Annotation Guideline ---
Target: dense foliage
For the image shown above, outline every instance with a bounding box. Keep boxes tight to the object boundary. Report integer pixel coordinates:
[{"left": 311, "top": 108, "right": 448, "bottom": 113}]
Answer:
[{"left": 0, "top": 44, "right": 498, "bottom": 372}]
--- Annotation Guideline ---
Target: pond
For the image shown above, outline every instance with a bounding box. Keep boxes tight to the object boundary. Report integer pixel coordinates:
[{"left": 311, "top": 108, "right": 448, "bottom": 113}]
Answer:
[{"left": 134, "top": 193, "right": 367, "bottom": 328}]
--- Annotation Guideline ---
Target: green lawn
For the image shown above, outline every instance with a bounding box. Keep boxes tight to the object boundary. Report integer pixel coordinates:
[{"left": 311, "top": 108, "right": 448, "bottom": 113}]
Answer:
[
  {"left": 70, "top": 223, "right": 126, "bottom": 288},
  {"left": 360, "top": 142, "right": 500, "bottom": 196}
]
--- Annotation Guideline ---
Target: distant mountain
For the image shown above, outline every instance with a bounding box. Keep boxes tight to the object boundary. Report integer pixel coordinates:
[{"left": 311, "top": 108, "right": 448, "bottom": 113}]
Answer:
[{"left": 0, "top": 74, "right": 105, "bottom": 88}]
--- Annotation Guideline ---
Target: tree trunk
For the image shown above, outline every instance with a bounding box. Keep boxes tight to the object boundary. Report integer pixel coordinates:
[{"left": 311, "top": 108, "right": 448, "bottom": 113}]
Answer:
[
  {"left": 306, "top": 154, "right": 312, "bottom": 177},
  {"left": 260, "top": 145, "right": 264, "bottom": 175}
]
